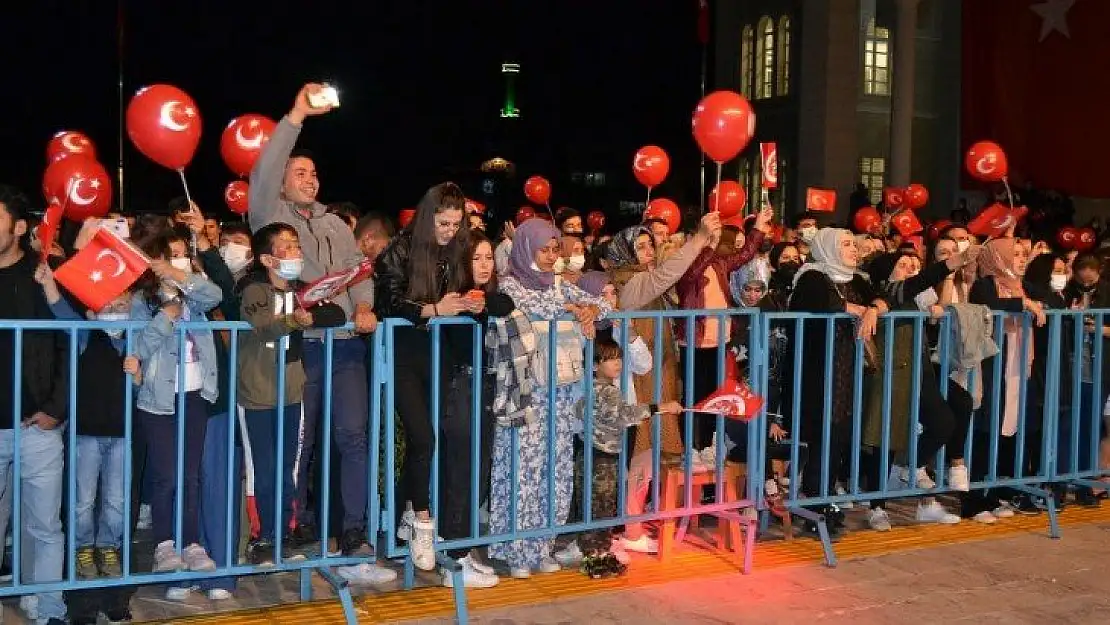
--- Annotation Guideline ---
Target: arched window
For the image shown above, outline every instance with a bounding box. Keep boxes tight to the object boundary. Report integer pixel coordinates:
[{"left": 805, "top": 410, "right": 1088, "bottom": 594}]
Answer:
[
  {"left": 740, "top": 25, "right": 755, "bottom": 98},
  {"left": 863, "top": 17, "right": 891, "bottom": 96},
  {"left": 755, "top": 16, "right": 775, "bottom": 99},
  {"left": 775, "top": 16, "right": 791, "bottom": 96}
]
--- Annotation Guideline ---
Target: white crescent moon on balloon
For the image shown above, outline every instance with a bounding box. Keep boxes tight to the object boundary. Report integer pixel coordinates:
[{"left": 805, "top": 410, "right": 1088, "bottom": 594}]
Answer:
[
  {"left": 633, "top": 153, "right": 649, "bottom": 172},
  {"left": 226, "top": 188, "right": 244, "bottom": 203},
  {"left": 68, "top": 178, "right": 97, "bottom": 206},
  {"left": 235, "top": 124, "right": 264, "bottom": 150},
  {"left": 160, "top": 101, "right": 190, "bottom": 132},
  {"left": 95, "top": 249, "right": 127, "bottom": 278},
  {"left": 976, "top": 156, "right": 995, "bottom": 175},
  {"left": 61, "top": 134, "right": 86, "bottom": 152}
]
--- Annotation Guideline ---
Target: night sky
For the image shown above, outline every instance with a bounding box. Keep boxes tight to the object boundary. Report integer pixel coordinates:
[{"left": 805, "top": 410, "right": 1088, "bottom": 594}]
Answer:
[{"left": 2, "top": 1, "right": 704, "bottom": 223}]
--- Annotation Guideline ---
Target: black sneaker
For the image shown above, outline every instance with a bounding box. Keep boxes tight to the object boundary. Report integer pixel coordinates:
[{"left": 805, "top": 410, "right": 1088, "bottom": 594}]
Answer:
[
  {"left": 341, "top": 527, "right": 370, "bottom": 557},
  {"left": 104, "top": 608, "right": 134, "bottom": 624},
  {"left": 1075, "top": 489, "right": 1100, "bottom": 508},
  {"left": 247, "top": 540, "right": 275, "bottom": 567},
  {"left": 286, "top": 524, "right": 317, "bottom": 548},
  {"left": 1013, "top": 495, "right": 1042, "bottom": 515}
]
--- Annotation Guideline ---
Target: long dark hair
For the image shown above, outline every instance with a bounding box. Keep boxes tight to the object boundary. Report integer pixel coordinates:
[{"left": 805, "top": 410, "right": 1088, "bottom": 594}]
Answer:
[
  {"left": 134, "top": 233, "right": 174, "bottom": 309},
  {"left": 466, "top": 231, "right": 498, "bottom": 294},
  {"left": 407, "top": 182, "right": 470, "bottom": 302}
]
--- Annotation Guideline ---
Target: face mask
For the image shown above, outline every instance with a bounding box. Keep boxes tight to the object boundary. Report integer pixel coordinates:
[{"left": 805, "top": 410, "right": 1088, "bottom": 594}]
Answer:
[
  {"left": 799, "top": 226, "right": 818, "bottom": 242},
  {"left": 97, "top": 311, "right": 129, "bottom": 339},
  {"left": 956, "top": 240, "right": 970, "bottom": 254},
  {"left": 220, "top": 243, "right": 251, "bottom": 274},
  {"left": 552, "top": 257, "right": 568, "bottom": 274},
  {"left": 566, "top": 255, "right": 586, "bottom": 272},
  {"left": 1050, "top": 274, "right": 1068, "bottom": 292},
  {"left": 275, "top": 257, "right": 304, "bottom": 281},
  {"left": 170, "top": 257, "right": 192, "bottom": 273}
]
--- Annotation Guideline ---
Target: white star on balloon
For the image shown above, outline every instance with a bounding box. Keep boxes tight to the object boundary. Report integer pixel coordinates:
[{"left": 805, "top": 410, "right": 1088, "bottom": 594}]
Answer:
[
  {"left": 184, "top": 106, "right": 196, "bottom": 117},
  {"left": 90, "top": 270, "right": 103, "bottom": 283},
  {"left": 90, "top": 179, "right": 101, "bottom": 189},
  {"left": 1030, "top": 0, "right": 1075, "bottom": 42}
]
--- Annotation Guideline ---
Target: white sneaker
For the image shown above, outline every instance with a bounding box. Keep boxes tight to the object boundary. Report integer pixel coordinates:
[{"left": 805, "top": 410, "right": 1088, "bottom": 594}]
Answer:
[
  {"left": 973, "top": 511, "right": 998, "bottom": 524},
  {"left": 948, "top": 465, "right": 971, "bottom": 492},
  {"left": 834, "top": 483, "right": 855, "bottom": 509},
  {"left": 916, "top": 501, "right": 960, "bottom": 524},
  {"left": 443, "top": 555, "right": 499, "bottom": 588},
  {"left": 914, "top": 467, "right": 936, "bottom": 489},
  {"left": 992, "top": 503, "right": 1016, "bottom": 519},
  {"left": 537, "top": 557, "right": 561, "bottom": 574},
  {"left": 19, "top": 595, "right": 38, "bottom": 621},
  {"left": 410, "top": 518, "right": 437, "bottom": 571},
  {"left": 510, "top": 566, "right": 531, "bottom": 579},
  {"left": 699, "top": 444, "right": 718, "bottom": 469},
  {"left": 617, "top": 534, "right": 658, "bottom": 554},
  {"left": 608, "top": 540, "right": 632, "bottom": 565},
  {"left": 165, "top": 586, "right": 198, "bottom": 601},
  {"left": 137, "top": 503, "right": 153, "bottom": 530},
  {"left": 207, "top": 588, "right": 233, "bottom": 601},
  {"left": 554, "top": 541, "right": 584, "bottom": 567},
  {"left": 153, "top": 540, "right": 185, "bottom": 572},
  {"left": 868, "top": 508, "right": 892, "bottom": 531},
  {"left": 889, "top": 464, "right": 910, "bottom": 490},
  {"left": 397, "top": 505, "right": 417, "bottom": 542},
  {"left": 337, "top": 562, "right": 399, "bottom": 585},
  {"left": 183, "top": 543, "right": 217, "bottom": 572}
]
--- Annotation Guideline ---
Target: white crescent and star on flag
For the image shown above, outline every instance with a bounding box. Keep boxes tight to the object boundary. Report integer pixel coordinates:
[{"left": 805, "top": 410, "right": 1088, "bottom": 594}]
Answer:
[
  {"left": 1031, "top": 0, "right": 1076, "bottom": 42},
  {"left": 90, "top": 249, "right": 127, "bottom": 284}
]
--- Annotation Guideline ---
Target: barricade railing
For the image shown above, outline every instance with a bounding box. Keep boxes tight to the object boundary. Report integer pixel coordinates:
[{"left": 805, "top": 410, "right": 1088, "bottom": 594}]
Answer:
[{"left": 1, "top": 306, "right": 1107, "bottom": 625}]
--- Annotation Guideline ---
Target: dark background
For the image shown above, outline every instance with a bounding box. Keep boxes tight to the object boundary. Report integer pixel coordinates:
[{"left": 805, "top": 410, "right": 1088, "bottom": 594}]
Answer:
[{"left": 1, "top": 1, "right": 706, "bottom": 225}]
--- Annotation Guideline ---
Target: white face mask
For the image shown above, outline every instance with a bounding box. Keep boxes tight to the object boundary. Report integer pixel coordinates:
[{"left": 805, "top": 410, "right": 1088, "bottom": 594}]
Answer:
[
  {"left": 799, "top": 226, "right": 818, "bottom": 242},
  {"left": 956, "top": 240, "right": 970, "bottom": 254},
  {"left": 566, "top": 255, "right": 586, "bottom": 272},
  {"left": 170, "top": 257, "right": 193, "bottom": 273},
  {"left": 97, "top": 311, "right": 129, "bottom": 339},
  {"left": 219, "top": 243, "right": 252, "bottom": 274},
  {"left": 1050, "top": 274, "right": 1068, "bottom": 292},
  {"left": 275, "top": 257, "right": 304, "bottom": 281},
  {"left": 552, "top": 257, "right": 567, "bottom": 274}
]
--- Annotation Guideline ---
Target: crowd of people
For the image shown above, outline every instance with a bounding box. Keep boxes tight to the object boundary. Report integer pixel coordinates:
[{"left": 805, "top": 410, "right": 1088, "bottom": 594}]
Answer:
[{"left": 2, "top": 83, "right": 1110, "bottom": 623}]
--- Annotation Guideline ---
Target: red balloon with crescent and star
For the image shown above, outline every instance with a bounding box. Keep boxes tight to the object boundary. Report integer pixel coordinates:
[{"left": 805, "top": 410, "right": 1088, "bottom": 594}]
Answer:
[
  {"left": 220, "top": 114, "right": 276, "bottom": 178},
  {"left": 126, "top": 84, "right": 203, "bottom": 171},
  {"left": 46, "top": 130, "right": 97, "bottom": 164},
  {"left": 42, "top": 155, "right": 113, "bottom": 222}
]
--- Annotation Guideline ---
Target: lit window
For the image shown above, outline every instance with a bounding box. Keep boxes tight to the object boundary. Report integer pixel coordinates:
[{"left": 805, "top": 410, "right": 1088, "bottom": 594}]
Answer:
[
  {"left": 775, "top": 16, "right": 791, "bottom": 96},
  {"left": 863, "top": 18, "right": 891, "bottom": 96},
  {"left": 586, "top": 172, "right": 607, "bottom": 187},
  {"left": 859, "top": 157, "right": 886, "bottom": 205},
  {"left": 740, "top": 25, "right": 755, "bottom": 98},
  {"left": 755, "top": 16, "right": 775, "bottom": 100}
]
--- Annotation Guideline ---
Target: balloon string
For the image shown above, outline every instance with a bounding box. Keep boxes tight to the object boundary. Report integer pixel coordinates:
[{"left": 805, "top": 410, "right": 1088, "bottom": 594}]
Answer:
[
  {"left": 178, "top": 169, "right": 197, "bottom": 255},
  {"left": 545, "top": 201, "right": 555, "bottom": 221},
  {"left": 714, "top": 163, "right": 722, "bottom": 214},
  {"left": 645, "top": 187, "right": 652, "bottom": 210},
  {"left": 1002, "top": 176, "right": 1015, "bottom": 211}
]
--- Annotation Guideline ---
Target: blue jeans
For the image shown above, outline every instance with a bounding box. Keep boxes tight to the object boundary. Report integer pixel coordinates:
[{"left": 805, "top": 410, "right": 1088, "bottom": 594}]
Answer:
[
  {"left": 196, "top": 411, "right": 241, "bottom": 593},
  {"left": 299, "top": 338, "right": 369, "bottom": 533},
  {"left": 75, "top": 436, "right": 126, "bottom": 548},
  {"left": 0, "top": 426, "right": 66, "bottom": 622},
  {"left": 241, "top": 404, "right": 301, "bottom": 542}
]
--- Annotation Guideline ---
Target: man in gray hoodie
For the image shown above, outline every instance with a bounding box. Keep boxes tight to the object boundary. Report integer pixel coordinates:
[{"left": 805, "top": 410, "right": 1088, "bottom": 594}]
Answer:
[{"left": 248, "top": 84, "right": 388, "bottom": 575}]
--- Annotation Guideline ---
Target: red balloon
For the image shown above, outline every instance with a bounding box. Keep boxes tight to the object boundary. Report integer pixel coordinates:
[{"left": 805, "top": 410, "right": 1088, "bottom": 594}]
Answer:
[
  {"left": 42, "top": 156, "right": 113, "bottom": 222},
  {"left": 632, "top": 145, "right": 670, "bottom": 187},
  {"left": 965, "top": 141, "right": 1009, "bottom": 183},
  {"left": 399, "top": 209, "right": 416, "bottom": 229},
  {"left": 853, "top": 206, "right": 882, "bottom": 234},
  {"left": 928, "top": 219, "right": 953, "bottom": 241},
  {"left": 883, "top": 187, "right": 905, "bottom": 209},
  {"left": 515, "top": 206, "right": 536, "bottom": 225},
  {"left": 1057, "top": 226, "right": 1079, "bottom": 250},
  {"left": 464, "top": 199, "right": 485, "bottom": 215},
  {"left": 220, "top": 114, "right": 277, "bottom": 178},
  {"left": 524, "top": 176, "right": 551, "bottom": 205},
  {"left": 903, "top": 184, "right": 929, "bottom": 210},
  {"left": 644, "top": 198, "right": 681, "bottom": 235},
  {"left": 1077, "top": 227, "right": 1097, "bottom": 252},
  {"left": 126, "top": 84, "right": 202, "bottom": 171},
  {"left": 708, "top": 181, "right": 747, "bottom": 218},
  {"left": 224, "top": 181, "right": 249, "bottom": 215},
  {"left": 46, "top": 131, "right": 97, "bottom": 164},
  {"left": 692, "top": 90, "right": 756, "bottom": 163},
  {"left": 587, "top": 210, "right": 606, "bottom": 233}
]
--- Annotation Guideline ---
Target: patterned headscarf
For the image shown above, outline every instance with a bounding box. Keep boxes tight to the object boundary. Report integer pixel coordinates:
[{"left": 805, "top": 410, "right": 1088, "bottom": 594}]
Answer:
[
  {"left": 978, "top": 237, "right": 1025, "bottom": 298},
  {"left": 577, "top": 271, "right": 610, "bottom": 298},
  {"left": 605, "top": 225, "right": 654, "bottom": 270},
  {"left": 508, "top": 218, "right": 561, "bottom": 291}
]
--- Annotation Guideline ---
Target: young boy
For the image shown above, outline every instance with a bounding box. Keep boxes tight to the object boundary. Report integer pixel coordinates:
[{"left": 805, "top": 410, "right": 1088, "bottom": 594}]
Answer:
[
  {"left": 575, "top": 340, "right": 680, "bottom": 569},
  {"left": 236, "top": 223, "right": 344, "bottom": 566}
]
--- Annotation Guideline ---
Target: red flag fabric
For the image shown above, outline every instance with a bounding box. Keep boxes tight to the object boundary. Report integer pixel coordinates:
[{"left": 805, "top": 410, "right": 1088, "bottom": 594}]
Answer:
[
  {"left": 35, "top": 202, "right": 65, "bottom": 262},
  {"left": 806, "top": 187, "right": 836, "bottom": 212},
  {"left": 967, "top": 203, "right": 1028, "bottom": 239},
  {"left": 693, "top": 378, "right": 763, "bottom": 423},
  {"left": 297, "top": 258, "right": 374, "bottom": 308},
  {"left": 962, "top": 0, "right": 1110, "bottom": 196},
  {"left": 54, "top": 228, "right": 149, "bottom": 311},
  {"left": 760, "top": 142, "right": 778, "bottom": 189},
  {"left": 697, "top": 0, "right": 709, "bottom": 45},
  {"left": 890, "top": 209, "right": 924, "bottom": 237}
]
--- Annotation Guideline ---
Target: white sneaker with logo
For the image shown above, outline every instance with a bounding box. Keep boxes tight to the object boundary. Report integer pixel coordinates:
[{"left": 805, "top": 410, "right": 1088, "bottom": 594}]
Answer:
[
  {"left": 916, "top": 501, "right": 960, "bottom": 524},
  {"left": 442, "top": 555, "right": 499, "bottom": 588},
  {"left": 411, "top": 518, "right": 437, "bottom": 571}
]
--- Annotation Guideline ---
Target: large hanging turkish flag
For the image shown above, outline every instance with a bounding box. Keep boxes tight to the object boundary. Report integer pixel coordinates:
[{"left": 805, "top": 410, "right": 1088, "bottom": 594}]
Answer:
[
  {"left": 54, "top": 228, "right": 150, "bottom": 311},
  {"left": 962, "top": 0, "right": 1110, "bottom": 197}
]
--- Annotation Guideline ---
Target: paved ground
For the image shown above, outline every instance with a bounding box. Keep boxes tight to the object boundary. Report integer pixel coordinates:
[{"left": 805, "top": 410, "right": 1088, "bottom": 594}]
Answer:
[{"left": 404, "top": 524, "right": 1110, "bottom": 625}]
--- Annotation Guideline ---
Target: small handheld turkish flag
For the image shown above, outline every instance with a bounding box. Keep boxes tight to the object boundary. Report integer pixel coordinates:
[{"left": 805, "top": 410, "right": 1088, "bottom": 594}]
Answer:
[
  {"left": 693, "top": 379, "right": 764, "bottom": 423},
  {"left": 967, "top": 203, "right": 1025, "bottom": 239},
  {"left": 890, "top": 209, "right": 924, "bottom": 237},
  {"left": 760, "top": 142, "right": 778, "bottom": 189},
  {"left": 54, "top": 227, "right": 150, "bottom": 311},
  {"left": 36, "top": 202, "right": 65, "bottom": 262},
  {"left": 297, "top": 258, "right": 374, "bottom": 308},
  {"left": 806, "top": 187, "right": 836, "bottom": 212}
]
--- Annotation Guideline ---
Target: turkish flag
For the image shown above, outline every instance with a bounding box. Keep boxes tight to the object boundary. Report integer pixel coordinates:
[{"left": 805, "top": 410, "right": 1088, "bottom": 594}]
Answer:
[
  {"left": 297, "top": 258, "right": 374, "bottom": 308},
  {"left": 54, "top": 228, "right": 149, "bottom": 311},
  {"left": 967, "top": 203, "right": 1028, "bottom": 239},
  {"left": 760, "top": 142, "right": 778, "bottom": 189},
  {"left": 694, "top": 379, "right": 763, "bottom": 423},
  {"left": 890, "top": 209, "right": 924, "bottom": 237},
  {"left": 963, "top": 0, "right": 1110, "bottom": 196},
  {"left": 806, "top": 187, "right": 836, "bottom": 212},
  {"left": 35, "top": 202, "right": 65, "bottom": 262}
]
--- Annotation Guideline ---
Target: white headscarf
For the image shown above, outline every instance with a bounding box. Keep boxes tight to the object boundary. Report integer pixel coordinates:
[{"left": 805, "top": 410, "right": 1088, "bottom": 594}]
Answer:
[{"left": 792, "top": 228, "right": 864, "bottom": 288}]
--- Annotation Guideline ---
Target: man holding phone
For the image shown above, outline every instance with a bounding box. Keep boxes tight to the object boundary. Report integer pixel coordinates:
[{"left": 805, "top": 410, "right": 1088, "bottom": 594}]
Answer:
[{"left": 249, "top": 84, "right": 391, "bottom": 583}]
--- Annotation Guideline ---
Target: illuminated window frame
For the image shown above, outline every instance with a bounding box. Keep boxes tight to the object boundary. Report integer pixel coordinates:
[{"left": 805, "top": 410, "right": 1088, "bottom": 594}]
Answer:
[
  {"left": 755, "top": 16, "right": 775, "bottom": 100},
  {"left": 863, "top": 18, "right": 891, "bottom": 96},
  {"left": 775, "top": 16, "right": 791, "bottom": 96}
]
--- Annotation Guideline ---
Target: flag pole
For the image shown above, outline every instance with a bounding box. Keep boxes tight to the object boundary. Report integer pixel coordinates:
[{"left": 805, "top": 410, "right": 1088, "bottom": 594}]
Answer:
[
  {"left": 117, "top": 0, "right": 125, "bottom": 214},
  {"left": 698, "top": 6, "right": 708, "bottom": 215}
]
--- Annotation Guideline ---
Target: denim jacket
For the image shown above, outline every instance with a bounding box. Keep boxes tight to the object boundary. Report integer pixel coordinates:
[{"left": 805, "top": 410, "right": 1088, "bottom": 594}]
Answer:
[{"left": 131, "top": 274, "right": 222, "bottom": 414}]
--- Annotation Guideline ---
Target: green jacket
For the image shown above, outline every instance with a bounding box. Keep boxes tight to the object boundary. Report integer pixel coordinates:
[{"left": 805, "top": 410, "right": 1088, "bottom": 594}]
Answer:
[
  {"left": 862, "top": 319, "right": 917, "bottom": 454},
  {"left": 236, "top": 281, "right": 307, "bottom": 410}
]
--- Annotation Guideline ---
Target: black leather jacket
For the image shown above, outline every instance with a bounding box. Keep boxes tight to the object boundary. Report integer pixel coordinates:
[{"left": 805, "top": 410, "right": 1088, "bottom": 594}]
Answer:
[{"left": 373, "top": 231, "right": 453, "bottom": 325}]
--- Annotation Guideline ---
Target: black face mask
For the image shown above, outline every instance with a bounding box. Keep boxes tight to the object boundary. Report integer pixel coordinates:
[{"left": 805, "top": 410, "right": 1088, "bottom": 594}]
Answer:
[{"left": 773, "top": 262, "right": 800, "bottom": 286}]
